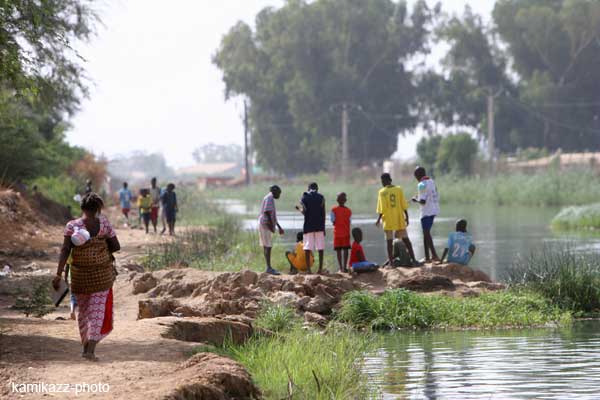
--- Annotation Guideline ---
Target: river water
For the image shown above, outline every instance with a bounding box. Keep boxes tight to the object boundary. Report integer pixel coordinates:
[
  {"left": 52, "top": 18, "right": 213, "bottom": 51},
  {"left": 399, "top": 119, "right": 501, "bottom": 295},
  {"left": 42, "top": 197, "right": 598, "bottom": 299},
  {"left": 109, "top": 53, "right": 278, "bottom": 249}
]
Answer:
[
  {"left": 363, "top": 320, "right": 600, "bottom": 399},
  {"left": 221, "top": 200, "right": 600, "bottom": 398}
]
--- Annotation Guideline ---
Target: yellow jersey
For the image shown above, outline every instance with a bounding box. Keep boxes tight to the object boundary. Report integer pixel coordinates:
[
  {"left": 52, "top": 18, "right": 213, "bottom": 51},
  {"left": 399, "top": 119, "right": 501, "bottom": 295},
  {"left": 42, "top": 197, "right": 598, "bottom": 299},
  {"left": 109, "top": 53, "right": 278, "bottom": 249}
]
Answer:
[{"left": 376, "top": 185, "right": 408, "bottom": 230}]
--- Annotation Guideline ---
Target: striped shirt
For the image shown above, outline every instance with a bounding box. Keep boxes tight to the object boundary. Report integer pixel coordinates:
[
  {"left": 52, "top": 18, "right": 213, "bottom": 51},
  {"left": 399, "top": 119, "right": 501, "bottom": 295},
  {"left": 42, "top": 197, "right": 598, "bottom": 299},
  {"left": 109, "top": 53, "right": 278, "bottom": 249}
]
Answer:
[{"left": 259, "top": 192, "right": 277, "bottom": 227}]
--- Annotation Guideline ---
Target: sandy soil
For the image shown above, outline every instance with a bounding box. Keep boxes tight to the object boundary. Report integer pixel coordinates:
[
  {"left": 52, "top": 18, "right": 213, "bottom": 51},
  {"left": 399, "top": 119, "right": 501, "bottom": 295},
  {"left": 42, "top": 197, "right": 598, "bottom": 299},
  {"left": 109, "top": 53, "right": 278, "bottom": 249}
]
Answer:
[{"left": 0, "top": 223, "right": 197, "bottom": 399}]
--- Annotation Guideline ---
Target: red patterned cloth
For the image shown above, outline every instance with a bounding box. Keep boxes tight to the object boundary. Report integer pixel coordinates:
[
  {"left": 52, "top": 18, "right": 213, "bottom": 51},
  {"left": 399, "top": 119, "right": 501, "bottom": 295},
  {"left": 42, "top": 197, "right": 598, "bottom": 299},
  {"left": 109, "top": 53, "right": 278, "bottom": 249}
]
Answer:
[{"left": 76, "top": 288, "right": 113, "bottom": 342}]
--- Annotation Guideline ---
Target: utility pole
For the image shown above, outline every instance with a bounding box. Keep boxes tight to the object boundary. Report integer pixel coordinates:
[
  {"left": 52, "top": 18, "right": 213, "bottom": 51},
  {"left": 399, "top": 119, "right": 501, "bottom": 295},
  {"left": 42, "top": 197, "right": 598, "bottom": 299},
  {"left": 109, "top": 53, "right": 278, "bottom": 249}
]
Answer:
[
  {"left": 243, "top": 100, "right": 251, "bottom": 185},
  {"left": 487, "top": 87, "right": 502, "bottom": 175},
  {"left": 341, "top": 103, "right": 349, "bottom": 179}
]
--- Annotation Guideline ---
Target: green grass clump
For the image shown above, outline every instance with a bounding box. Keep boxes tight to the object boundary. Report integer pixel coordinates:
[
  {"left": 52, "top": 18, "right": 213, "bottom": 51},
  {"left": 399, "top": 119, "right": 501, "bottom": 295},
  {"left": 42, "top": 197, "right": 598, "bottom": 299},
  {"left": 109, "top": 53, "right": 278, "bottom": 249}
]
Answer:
[
  {"left": 223, "top": 327, "right": 375, "bottom": 399},
  {"left": 31, "top": 174, "right": 79, "bottom": 207},
  {"left": 336, "top": 289, "right": 570, "bottom": 330},
  {"left": 254, "top": 302, "right": 299, "bottom": 333},
  {"left": 505, "top": 248, "right": 600, "bottom": 314},
  {"left": 551, "top": 203, "right": 600, "bottom": 231}
]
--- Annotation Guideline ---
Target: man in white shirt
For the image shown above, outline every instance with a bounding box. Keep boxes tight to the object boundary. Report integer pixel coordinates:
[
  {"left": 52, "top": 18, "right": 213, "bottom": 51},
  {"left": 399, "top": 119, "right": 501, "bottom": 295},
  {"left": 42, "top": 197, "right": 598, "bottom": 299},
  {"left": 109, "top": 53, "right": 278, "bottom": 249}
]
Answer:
[{"left": 412, "top": 166, "right": 440, "bottom": 263}]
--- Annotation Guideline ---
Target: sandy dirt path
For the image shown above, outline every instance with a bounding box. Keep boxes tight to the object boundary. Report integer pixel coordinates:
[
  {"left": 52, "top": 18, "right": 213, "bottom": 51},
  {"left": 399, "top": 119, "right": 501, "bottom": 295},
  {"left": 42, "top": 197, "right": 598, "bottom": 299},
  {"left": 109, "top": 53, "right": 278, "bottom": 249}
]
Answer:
[{"left": 0, "top": 224, "right": 199, "bottom": 399}]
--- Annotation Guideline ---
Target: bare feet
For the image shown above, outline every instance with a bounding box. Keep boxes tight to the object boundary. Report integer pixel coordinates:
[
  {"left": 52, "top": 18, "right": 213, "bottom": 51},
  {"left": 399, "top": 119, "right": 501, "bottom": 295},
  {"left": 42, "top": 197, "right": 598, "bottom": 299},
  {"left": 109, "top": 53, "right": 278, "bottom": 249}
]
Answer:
[
  {"left": 82, "top": 353, "right": 99, "bottom": 362},
  {"left": 70, "top": 312, "right": 76, "bottom": 320}
]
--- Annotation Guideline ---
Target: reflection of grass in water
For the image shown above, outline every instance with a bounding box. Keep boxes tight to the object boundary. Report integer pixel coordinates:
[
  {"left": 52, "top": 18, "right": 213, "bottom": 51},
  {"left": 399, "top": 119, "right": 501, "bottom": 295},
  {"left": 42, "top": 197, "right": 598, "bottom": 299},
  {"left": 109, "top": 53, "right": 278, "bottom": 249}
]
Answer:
[
  {"left": 337, "top": 289, "right": 570, "bottom": 330},
  {"left": 506, "top": 247, "right": 600, "bottom": 314},
  {"left": 551, "top": 203, "right": 600, "bottom": 232}
]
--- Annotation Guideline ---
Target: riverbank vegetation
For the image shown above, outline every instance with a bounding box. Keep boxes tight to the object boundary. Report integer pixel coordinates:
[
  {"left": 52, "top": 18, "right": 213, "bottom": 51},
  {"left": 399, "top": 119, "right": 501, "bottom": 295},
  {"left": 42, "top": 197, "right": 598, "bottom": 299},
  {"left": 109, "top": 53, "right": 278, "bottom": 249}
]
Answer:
[
  {"left": 551, "top": 204, "right": 600, "bottom": 232},
  {"left": 336, "top": 289, "right": 570, "bottom": 330},
  {"left": 194, "top": 304, "right": 375, "bottom": 399},
  {"left": 506, "top": 249, "right": 600, "bottom": 315},
  {"left": 209, "top": 169, "right": 597, "bottom": 211}
]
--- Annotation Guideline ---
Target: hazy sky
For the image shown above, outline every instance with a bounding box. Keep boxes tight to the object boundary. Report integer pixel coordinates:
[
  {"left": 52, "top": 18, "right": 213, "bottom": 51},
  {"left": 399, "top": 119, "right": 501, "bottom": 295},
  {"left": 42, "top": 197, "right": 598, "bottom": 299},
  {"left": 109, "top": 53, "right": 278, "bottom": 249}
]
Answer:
[{"left": 68, "top": 0, "right": 494, "bottom": 168}]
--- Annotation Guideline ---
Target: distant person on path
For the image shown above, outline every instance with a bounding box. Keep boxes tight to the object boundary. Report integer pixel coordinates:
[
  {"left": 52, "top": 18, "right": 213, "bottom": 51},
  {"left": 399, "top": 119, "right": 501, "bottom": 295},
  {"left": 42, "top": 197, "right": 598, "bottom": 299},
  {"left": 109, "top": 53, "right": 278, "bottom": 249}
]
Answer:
[
  {"left": 298, "top": 182, "right": 326, "bottom": 274},
  {"left": 376, "top": 173, "right": 419, "bottom": 267},
  {"left": 161, "top": 183, "right": 178, "bottom": 236},
  {"left": 137, "top": 189, "right": 152, "bottom": 234},
  {"left": 52, "top": 192, "right": 121, "bottom": 361},
  {"left": 285, "top": 232, "right": 314, "bottom": 274},
  {"left": 258, "top": 185, "right": 284, "bottom": 275},
  {"left": 149, "top": 177, "right": 161, "bottom": 233},
  {"left": 412, "top": 166, "right": 440, "bottom": 263},
  {"left": 118, "top": 182, "right": 133, "bottom": 224},
  {"left": 159, "top": 186, "right": 167, "bottom": 235},
  {"left": 331, "top": 192, "right": 352, "bottom": 272},
  {"left": 441, "top": 219, "right": 476, "bottom": 266},
  {"left": 348, "top": 227, "right": 378, "bottom": 273},
  {"left": 84, "top": 179, "right": 93, "bottom": 195}
]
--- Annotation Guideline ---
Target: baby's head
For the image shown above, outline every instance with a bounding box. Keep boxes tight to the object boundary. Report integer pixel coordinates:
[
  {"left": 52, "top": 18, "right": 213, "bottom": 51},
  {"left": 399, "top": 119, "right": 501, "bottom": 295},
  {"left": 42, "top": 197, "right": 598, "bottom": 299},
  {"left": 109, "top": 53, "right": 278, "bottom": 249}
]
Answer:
[
  {"left": 456, "top": 219, "right": 468, "bottom": 233},
  {"left": 296, "top": 232, "right": 304, "bottom": 242},
  {"left": 352, "top": 227, "right": 363, "bottom": 243}
]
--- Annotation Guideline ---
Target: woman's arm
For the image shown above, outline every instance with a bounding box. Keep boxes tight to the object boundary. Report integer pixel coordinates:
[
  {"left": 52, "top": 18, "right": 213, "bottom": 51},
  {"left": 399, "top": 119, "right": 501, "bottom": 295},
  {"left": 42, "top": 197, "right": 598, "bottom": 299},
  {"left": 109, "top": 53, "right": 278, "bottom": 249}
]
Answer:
[
  {"left": 53, "top": 237, "right": 72, "bottom": 289},
  {"left": 107, "top": 236, "right": 121, "bottom": 253}
]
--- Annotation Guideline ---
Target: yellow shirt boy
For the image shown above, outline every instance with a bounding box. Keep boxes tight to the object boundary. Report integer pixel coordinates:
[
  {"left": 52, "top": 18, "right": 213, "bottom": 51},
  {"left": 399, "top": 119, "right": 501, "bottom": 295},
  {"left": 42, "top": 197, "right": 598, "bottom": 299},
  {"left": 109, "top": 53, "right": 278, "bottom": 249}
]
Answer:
[{"left": 377, "top": 184, "right": 409, "bottom": 238}]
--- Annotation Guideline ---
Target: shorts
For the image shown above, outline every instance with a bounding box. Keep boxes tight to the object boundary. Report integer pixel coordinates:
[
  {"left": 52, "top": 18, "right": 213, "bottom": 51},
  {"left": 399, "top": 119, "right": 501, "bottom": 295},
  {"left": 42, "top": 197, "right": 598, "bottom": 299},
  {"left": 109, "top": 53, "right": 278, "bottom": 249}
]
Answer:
[
  {"left": 421, "top": 215, "right": 436, "bottom": 232},
  {"left": 384, "top": 229, "right": 408, "bottom": 240},
  {"left": 258, "top": 225, "right": 273, "bottom": 248},
  {"left": 141, "top": 212, "right": 151, "bottom": 224},
  {"left": 151, "top": 207, "right": 159, "bottom": 224},
  {"left": 303, "top": 231, "right": 325, "bottom": 251},
  {"left": 121, "top": 208, "right": 130, "bottom": 216},
  {"left": 165, "top": 209, "right": 177, "bottom": 224},
  {"left": 333, "top": 235, "right": 351, "bottom": 250}
]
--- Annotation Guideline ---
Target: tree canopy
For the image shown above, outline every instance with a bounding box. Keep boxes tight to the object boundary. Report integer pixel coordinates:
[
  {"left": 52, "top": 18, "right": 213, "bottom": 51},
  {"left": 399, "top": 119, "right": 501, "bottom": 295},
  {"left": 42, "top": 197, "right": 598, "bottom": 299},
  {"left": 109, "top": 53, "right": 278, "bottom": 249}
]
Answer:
[{"left": 214, "top": 0, "right": 437, "bottom": 174}]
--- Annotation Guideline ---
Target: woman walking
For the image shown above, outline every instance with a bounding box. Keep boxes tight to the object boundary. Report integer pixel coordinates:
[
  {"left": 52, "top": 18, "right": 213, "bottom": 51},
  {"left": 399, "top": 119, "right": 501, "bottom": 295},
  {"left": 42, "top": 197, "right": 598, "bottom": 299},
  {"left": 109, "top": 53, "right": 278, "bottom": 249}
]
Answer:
[{"left": 53, "top": 193, "right": 121, "bottom": 361}]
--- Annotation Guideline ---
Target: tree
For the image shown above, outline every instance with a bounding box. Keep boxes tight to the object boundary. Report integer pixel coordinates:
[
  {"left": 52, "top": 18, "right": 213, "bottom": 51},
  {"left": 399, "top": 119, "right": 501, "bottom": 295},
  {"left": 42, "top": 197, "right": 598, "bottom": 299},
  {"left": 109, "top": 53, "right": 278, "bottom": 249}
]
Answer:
[
  {"left": 416, "top": 135, "right": 441, "bottom": 168},
  {"left": 436, "top": 133, "right": 479, "bottom": 175},
  {"left": 214, "top": 0, "right": 436, "bottom": 174},
  {"left": 192, "top": 143, "right": 243, "bottom": 164},
  {"left": 493, "top": 0, "right": 600, "bottom": 151}
]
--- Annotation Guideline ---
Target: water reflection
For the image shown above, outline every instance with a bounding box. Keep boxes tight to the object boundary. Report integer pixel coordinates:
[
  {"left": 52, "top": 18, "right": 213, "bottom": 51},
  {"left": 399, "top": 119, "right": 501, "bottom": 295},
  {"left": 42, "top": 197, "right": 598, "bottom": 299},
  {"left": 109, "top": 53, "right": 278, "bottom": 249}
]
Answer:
[{"left": 363, "top": 321, "right": 600, "bottom": 399}]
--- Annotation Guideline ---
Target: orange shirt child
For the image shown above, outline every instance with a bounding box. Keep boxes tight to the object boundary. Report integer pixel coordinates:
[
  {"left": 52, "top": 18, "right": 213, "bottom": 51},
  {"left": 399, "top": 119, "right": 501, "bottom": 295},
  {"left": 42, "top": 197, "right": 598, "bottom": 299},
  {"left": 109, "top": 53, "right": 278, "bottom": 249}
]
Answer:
[{"left": 331, "top": 205, "right": 352, "bottom": 249}]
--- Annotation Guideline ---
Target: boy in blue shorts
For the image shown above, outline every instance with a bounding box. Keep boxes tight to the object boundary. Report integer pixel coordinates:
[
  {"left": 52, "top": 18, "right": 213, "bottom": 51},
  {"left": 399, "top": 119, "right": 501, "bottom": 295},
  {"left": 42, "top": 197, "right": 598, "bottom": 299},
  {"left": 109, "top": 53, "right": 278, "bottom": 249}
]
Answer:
[
  {"left": 412, "top": 166, "right": 440, "bottom": 263},
  {"left": 441, "top": 219, "right": 476, "bottom": 265}
]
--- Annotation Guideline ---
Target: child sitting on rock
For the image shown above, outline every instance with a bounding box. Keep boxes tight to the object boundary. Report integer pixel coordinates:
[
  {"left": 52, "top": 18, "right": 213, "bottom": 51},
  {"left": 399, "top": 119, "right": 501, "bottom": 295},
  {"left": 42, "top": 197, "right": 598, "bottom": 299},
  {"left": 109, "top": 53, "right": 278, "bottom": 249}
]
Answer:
[
  {"left": 286, "top": 232, "right": 314, "bottom": 274},
  {"left": 441, "top": 219, "right": 476, "bottom": 266},
  {"left": 349, "top": 227, "right": 378, "bottom": 273}
]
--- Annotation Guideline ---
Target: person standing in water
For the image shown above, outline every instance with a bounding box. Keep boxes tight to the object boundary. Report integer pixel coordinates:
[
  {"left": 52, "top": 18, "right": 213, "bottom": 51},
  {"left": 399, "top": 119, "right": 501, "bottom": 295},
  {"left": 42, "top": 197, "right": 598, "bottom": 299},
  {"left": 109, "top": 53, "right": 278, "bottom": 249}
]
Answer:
[{"left": 258, "top": 185, "right": 284, "bottom": 275}]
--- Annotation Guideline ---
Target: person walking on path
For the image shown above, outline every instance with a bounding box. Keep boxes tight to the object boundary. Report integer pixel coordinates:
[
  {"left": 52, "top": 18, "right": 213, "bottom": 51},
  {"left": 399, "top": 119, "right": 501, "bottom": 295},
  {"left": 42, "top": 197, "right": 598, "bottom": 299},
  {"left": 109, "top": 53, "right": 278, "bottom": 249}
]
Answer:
[
  {"left": 258, "top": 185, "right": 284, "bottom": 275},
  {"left": 149, "top": 177, "right": 161, "bottom": 233},
  {"left": 53, "top": 192, "right": 121, "bottom": 361},
  {"left": 411, "top": 166, "right": 440, "bottom": 263},
  {"left": 118, "top": 182, "right": 132, "bottom": 225},
  {"left": 298, "top": 182, "right": 326, "bottom": 274},
  {"left": 375, "top": 173, "right": 419, "bottom": 267},
  {"left": 160, "top": 183, "right": 178, "bottom": 236}
]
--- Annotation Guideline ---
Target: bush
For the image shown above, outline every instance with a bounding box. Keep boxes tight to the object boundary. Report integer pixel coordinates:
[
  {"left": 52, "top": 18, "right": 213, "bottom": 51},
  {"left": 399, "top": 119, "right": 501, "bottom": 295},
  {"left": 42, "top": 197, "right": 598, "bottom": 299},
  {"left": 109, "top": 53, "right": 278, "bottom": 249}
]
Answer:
[
  {"left": 32, "top": 175, "right": 79, "bottom": 208},
  {"left": 551, "top": 203, "right": 600, "bottom": 231},
  {"left": 336, "top": 289, "right": 569, "bottom": 330},
  {"left": 416, "top": 135, "right": 442, "bottom": 169},
  {"left": 13, "top": 283, "right": 53, "bottom": 318},
  {"left": 254, "top": 302, "right": 299, "bottom": 332},
  {"left": 436, "top": 133, "right": 479, "bottom": 175},
  {"left": 505, "top": 248, "right": 600, "bottom": 314}
]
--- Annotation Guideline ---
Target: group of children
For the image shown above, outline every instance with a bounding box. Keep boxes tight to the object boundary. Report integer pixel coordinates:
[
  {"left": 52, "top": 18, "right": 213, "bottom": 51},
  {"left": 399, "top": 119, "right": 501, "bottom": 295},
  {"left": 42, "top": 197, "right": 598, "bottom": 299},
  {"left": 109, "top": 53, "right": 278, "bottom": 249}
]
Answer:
[
  {"left": 118, "top": 177, "right": 179, "bottom": 235},
  {"left": 262, "top": 166, "right": 476, "bottom": 275}
]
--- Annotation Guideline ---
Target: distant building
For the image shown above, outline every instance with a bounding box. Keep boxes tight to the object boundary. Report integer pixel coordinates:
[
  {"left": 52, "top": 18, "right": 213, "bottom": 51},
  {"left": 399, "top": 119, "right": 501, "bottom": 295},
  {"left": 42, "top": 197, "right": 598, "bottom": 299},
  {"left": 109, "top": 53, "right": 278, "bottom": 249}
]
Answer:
[{"left": 176, "top": 162, "right": 242, "bottom": 189}]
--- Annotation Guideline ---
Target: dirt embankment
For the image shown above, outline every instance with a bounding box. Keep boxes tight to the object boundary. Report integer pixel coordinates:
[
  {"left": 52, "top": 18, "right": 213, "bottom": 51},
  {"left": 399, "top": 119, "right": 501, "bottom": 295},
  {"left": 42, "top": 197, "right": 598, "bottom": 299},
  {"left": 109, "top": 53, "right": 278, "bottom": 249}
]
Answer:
[{"left": 0, "top": 209, "right": 503, "bottom": 400}]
